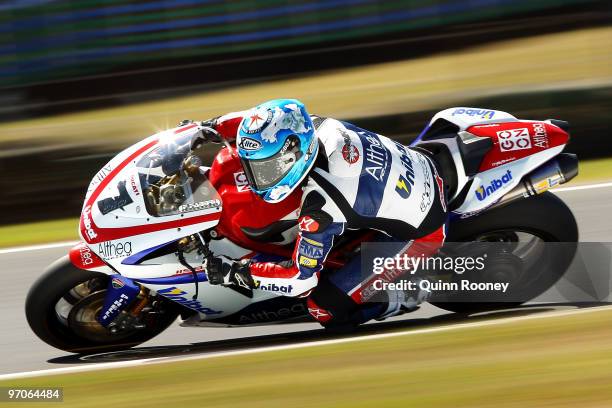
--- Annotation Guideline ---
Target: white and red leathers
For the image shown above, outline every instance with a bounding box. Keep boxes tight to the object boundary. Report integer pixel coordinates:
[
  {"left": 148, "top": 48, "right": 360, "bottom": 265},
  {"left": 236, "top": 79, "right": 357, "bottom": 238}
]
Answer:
[{"left": 211, "top": 112, "right": 447, "bottom": 324}]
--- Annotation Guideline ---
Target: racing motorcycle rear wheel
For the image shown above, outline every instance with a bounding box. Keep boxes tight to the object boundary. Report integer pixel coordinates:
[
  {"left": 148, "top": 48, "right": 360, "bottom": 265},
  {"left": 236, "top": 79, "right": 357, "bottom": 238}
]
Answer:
[
  {"left": 26, "top": 256, "right": 179, "bottom": 354},
  {"left": 430, "top": 191, "right": 578, "bottom": 314}
]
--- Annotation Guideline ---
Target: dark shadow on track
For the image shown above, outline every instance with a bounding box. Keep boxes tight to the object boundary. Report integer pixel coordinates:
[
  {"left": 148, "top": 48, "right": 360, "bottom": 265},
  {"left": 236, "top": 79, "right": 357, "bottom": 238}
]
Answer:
[{"left": 47, "top": 302, "right": 609, "bottom": 365}]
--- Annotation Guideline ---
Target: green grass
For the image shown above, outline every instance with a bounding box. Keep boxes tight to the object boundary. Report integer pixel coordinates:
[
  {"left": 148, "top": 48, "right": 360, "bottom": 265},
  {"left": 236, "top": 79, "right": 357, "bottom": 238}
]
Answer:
[
  {"left": 575, "top": 157, "right": 612, "bottom": 183},
  {"left": 2, "top": 307, "right": 611, "bottom": 407},
  {"left": 0, "top": 157, "right": 610, "bottom": 249},
  {"left": 0, "top": 218, "right": 78, "bottom": 248}
]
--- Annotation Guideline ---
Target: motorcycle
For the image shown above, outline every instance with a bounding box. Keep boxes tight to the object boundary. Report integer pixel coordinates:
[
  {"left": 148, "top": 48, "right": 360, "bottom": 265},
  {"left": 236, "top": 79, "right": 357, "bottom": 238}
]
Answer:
[{"left": 26, "top": 107, "right": 579, "bottom": 353}]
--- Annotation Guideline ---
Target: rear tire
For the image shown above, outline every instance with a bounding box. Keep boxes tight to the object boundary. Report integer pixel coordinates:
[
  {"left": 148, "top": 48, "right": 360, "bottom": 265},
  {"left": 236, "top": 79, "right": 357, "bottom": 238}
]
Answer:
[
  {"left": 431, "top": 192, "right": 578, "bottom": 314},
  {"left": 26, "top": 256, "right": 179, "bottom": 354}
]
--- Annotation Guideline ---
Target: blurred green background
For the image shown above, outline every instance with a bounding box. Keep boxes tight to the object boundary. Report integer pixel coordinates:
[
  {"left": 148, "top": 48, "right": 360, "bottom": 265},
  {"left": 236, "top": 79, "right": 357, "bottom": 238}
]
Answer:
[{"left": 0, "top": 0, "right": 611, "bottom": 243}]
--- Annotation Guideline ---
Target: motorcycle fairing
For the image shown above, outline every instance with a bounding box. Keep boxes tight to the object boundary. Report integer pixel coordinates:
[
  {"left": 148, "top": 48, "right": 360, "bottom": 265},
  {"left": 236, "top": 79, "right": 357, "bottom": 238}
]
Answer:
[
  {"left": 78, "top": 125, "right": 222, "bottom": 271},
  {"left": 68, "top": 242, "right": 113, "bottom": 274},
  {"left": 454, "top": 145, "right": 564, "bottom": 214},
  {"left": 180, "top": 296, "right": 310, "bottom": 327},
  {"left": 411, "top": 107, "right": 570, "bottom": 217}
]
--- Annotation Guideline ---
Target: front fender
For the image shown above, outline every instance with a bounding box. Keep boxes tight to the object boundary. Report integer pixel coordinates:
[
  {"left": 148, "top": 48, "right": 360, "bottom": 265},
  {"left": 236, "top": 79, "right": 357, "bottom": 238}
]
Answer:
[{"left": 68, "top": 242, "right": 115, "bottom": 275}]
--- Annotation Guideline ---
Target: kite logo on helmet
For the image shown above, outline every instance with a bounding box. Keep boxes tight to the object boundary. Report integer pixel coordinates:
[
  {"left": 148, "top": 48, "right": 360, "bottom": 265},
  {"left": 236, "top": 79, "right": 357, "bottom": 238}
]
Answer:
[
  {"left": 238, "top": 137, "right": 262, "bottom": 151},
  {"left": 242, "top": 108, "right": 273, "bottom": 135}
]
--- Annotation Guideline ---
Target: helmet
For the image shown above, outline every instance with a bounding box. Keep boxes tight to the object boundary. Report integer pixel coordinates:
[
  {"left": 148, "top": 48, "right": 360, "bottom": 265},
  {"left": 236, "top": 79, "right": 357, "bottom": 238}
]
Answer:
[{"left": 236, "top": 99, "right": 318, "bottom": 203}]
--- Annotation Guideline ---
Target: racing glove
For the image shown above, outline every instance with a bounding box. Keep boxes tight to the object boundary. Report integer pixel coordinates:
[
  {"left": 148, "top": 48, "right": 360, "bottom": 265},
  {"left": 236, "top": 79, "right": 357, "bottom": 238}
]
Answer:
[
  {"left": 191, "top": 126, "right": 222, "bottom": 149},
  {"left": 177, "top": 119, "right": 223, "bottom": 148},
  {"left": 206, "top": 255, "right": 254, "bottom": 297}
]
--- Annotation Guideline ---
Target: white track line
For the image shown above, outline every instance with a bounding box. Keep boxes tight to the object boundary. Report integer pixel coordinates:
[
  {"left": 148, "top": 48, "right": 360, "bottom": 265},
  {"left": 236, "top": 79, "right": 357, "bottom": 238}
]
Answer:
[
  {"left": 552, "top": 181, "right": 612, "bottom": 193},
  {"left": 1, "top": 305, "right": 611, "bottom": 381},
  {"left": 0, "top": 241, "right": 77, "bottom": 255}
]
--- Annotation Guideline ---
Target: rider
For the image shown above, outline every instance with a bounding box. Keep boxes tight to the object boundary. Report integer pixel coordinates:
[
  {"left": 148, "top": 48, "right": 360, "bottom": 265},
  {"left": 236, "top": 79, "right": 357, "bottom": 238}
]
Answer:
[{"left": 199, "top": 99, "right": 448, "bottom": 328}]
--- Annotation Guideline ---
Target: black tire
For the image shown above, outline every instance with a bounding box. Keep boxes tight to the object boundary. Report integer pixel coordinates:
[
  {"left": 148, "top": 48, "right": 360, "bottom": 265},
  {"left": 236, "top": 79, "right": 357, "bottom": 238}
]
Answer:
[
  {"left": 430, "top": 192, "right": 578, "bottom": 314},
  {"left": 26, "top": 256, "right": 179, "bottom": 354}
]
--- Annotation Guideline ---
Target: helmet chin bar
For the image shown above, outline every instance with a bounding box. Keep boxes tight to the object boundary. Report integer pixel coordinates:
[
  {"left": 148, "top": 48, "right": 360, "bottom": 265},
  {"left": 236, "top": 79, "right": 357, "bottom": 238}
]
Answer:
[{"left": 240, "top": 136, "right": 302, "bottom": 192}]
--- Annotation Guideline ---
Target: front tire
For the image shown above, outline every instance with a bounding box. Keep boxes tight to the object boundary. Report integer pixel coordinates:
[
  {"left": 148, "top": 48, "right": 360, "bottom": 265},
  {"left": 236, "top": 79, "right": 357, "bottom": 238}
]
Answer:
[
  {"left": 26, "top": 256, "right": 178, "bottom": 354},
  {"left": 431, "top": 192, "right": 578, "bottom": 313}
]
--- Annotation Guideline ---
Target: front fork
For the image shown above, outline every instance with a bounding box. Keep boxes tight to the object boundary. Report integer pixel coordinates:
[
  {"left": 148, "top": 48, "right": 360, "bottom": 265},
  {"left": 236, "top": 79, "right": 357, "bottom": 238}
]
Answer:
[{"left": 97, "top": 274, "right": 143, "bottom": 328}]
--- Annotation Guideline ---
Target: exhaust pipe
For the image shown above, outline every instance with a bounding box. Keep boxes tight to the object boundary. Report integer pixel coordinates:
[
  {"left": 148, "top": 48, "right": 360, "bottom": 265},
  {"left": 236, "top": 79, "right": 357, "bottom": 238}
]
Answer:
[{"left": 490, "top": 153, "right": 578, "bottom": 210}]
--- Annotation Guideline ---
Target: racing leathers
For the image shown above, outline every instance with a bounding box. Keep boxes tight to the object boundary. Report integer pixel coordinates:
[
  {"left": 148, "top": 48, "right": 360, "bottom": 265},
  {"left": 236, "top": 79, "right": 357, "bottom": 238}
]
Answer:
[{"left": 206, "top": 111, "right": 448, "bottom": 325}]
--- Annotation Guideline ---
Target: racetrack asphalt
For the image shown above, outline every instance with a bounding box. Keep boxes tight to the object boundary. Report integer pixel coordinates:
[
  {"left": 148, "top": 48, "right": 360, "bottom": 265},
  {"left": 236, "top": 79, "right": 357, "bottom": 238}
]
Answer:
[{"left": 0, "top": 187, "right": 610, "bottom": 376}]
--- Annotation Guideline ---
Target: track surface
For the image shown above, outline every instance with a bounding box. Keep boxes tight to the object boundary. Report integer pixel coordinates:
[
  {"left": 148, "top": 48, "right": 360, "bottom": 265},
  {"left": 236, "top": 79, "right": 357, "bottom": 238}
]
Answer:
[{"left": 0, "top": 188, "right": 609, "bottom": 376}]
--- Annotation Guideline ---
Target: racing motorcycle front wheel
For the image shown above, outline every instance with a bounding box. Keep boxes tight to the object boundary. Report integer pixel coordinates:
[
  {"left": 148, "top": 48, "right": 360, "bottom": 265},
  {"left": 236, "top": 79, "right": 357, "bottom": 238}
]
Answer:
[
  {"left": 26, "top": 256, "right": 179, "bottom": 354},
  {"left": 430, "top": 191, "right": 578, "bottom": 314}
]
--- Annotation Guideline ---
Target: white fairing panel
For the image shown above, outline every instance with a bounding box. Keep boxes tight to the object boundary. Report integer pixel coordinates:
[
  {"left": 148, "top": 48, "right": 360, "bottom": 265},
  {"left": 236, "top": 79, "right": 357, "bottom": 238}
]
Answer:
[
  {"left": 413, "top": 107, "right": 520, "bottom": 203},
  {"left": 430, "top": 107, "right": 518, "bottom": 130},
  {"left": 415, "top": 107, "right": 567, "bottom": 215},
  {"left": 454, "top": 145, "right": 564, "bottom": 215}
]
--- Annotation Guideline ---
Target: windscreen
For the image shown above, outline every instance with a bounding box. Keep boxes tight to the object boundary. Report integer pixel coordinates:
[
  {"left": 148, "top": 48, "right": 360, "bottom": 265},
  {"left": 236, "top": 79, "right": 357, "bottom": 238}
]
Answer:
[{"left": 136, "top": 131, "right": 221, "bottom": 217}]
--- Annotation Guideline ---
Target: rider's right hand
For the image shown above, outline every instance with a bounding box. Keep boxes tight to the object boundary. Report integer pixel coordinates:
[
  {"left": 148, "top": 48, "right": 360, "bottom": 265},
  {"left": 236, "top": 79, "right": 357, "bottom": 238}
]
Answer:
[{"left": 206, "top": 255, "right": 254, "bottom": 297}]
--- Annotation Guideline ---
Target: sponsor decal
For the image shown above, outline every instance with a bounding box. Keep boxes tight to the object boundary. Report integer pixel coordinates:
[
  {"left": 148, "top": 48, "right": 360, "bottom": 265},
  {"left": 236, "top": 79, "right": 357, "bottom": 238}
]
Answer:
[
  {"left": 420, "top": 180, "right": 432, "bottom": 212},
  {"left": 497, "top": 128, "right": 531, "bottom": 152},
  {"left": 111, "top": 277, "right": 125, "bottom": 289},
  {"left": 70, "top": 242, "right": 105, "bottom": 269},
  {"left": 395, "top": 177, "right": 413, "bottom": 199},
  {"left": 298, "top": 216, "right": 319, "bottom": 232},
  {"left": 302, "top": 237, "right": 324, "bottom": 246},
  {"left": 394, "top": 142, "right": 416, "bottom": 199},
  {"left": 238, "top": 137, "right": 263, "bottom": 151},
  {"left": 418, "top": 155, "right": 432, "bottom": 212},
  {"left": 363, "top": 133, "right": 389, "bottom": 182},
  {"left": 452, "top": 108, "right": 496, "bottom": 119},
  {"left": 308, "top": 307, "right": 331, "bottom": 321},
  {"left": 532, "top": 123, "right": 549, "bottom": 148},
  {"left": 178, "top": 199, "right": 221, "bottom": 214},
  {"left": 490, "top": 157, "right": 516, "bottom": 168},
  {"left": 254, "top": 281, "right": 294, "bottom": 294},
  {"left": 82, "top": 205, "right": 97, "bottom": 240},
  {"left": 101, "top": 293, "right": 129, "bottom": 321},
  {"left": 298, "top": 238, "right": 324, "bottom": 259},
  {"left": 242, "top": 108, "right": 273, "bottom": 135},
  {"left": 175, "top": 265, "right": 205, "bottom": 276},
  {"left": 307, "top": 298, "right": 332, "bottom": 322},
  {"left": 340, "top": 130, "right": 360, "bottom": 164},
  {"left": 79, "top": 245, "right": 94, "bottom": 266},
  {"left": 342, "top": 143, "right": 360, "bottom": 164},
  {"left": 98, "top": 240, "right": 133, "bottom": 259},
  {"left": 532, "top": 177, "right": 559, "bottom": 193},
  {"left": 87, "top": 164, "right": 113, "bottom": 193},
  {"left": 238, "top": 303, "right": 307, "bottom": 324},
  {"left": 157, "top": 287, "right": 222, "bottom": 315},
  {"left": 299, "top": 255, "right": 318, "bottom": 268},
  {"left": 475, "top": 170, "right": 513, "bottom": 201},
  {"left": 129, "top": 175, "right": 140, "bottom": 196},
  {"left": 97, "top": 180, "right": 133, "bottom": 215},
  {"left": 304, "top": 135, "right": 317, "bottom": 161},
  {"left": 278, "top": 137, "right": 293, "bottom": 155},
  {"left": 343, "top": 123, "right": 390, "bottom": 183}
]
